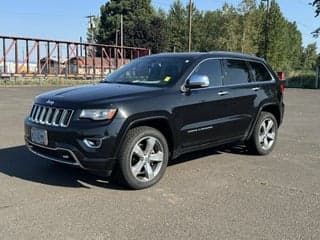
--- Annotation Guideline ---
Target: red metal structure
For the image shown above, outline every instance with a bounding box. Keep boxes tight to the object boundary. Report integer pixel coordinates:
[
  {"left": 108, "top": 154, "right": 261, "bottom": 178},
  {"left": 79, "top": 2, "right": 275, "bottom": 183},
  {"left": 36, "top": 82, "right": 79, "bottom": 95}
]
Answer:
[{"left": 0, "top": 35, "right": 150, "bottom": 78}]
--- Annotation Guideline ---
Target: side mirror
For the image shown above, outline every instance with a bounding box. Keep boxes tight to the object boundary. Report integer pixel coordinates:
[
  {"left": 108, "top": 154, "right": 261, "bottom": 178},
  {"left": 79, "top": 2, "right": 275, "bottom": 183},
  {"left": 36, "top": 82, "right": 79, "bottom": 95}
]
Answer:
[{"left": 186, "top": 74, "right": 210, "bottom": 89}]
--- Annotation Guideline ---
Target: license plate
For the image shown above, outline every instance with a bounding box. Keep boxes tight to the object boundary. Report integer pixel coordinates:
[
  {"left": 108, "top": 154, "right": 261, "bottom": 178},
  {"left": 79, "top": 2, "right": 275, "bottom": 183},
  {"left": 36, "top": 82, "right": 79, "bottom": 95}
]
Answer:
[{"left": 31, "top": 127, "right": 48, "bottom": 146}]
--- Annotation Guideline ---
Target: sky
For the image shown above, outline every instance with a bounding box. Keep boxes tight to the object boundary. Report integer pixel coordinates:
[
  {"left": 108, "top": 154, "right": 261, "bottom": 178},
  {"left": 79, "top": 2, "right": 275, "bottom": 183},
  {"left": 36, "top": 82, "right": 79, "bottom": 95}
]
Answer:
[{"left": 0, "top": 0, "right": 319, "bottom": 49}]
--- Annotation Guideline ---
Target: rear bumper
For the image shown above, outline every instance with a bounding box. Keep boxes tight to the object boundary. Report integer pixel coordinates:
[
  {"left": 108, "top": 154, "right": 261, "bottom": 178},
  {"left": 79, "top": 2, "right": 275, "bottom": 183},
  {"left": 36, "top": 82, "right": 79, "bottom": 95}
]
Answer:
[{"left": 279, "top": 102, "right": 285, "bottom": 126}]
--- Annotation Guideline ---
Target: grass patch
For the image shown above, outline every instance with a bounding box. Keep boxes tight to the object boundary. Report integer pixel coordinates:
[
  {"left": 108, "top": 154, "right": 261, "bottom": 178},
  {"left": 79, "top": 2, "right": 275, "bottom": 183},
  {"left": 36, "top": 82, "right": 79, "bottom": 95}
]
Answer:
[{"left": 0, "top": 77, "right": 101, "bottom": 87}]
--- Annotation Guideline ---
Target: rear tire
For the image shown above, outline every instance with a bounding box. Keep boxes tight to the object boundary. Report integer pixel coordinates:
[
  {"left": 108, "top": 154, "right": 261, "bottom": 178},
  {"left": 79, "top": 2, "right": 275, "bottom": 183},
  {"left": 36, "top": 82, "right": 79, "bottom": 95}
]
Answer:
[
  {"left": 246, "top": 111, "right": 278, "bottom": 155},
  {"left": 116, "top": 126, "right": 169, "bottom": 190}
]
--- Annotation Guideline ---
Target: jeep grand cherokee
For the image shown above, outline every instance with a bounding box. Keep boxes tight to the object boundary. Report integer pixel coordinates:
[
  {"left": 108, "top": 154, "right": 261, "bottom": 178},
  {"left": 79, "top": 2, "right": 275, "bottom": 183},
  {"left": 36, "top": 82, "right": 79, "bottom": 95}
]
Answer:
[{"left": 25, "top": 52, "right": 285, "bottom": 189}]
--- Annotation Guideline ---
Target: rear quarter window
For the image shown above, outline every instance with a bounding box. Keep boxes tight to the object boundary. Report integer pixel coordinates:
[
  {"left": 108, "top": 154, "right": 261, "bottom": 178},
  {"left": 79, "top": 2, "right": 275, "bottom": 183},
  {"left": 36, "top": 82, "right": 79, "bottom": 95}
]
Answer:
[{"left": 249, "top": 61, "right": 273, "bottom": 82}]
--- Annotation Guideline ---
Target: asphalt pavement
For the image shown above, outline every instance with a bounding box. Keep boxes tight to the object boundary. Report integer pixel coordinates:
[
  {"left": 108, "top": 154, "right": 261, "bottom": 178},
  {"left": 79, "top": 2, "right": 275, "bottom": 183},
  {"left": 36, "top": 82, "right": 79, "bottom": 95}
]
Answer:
[{"left": 0, "top": 87, "right": 319, "bottom": 240}]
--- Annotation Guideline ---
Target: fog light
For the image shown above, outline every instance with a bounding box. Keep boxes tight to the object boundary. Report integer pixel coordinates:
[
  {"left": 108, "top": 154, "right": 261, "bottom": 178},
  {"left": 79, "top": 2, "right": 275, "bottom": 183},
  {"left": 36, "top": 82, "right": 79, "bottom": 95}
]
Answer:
[{"left": 83, "top": 138, "right": 102, "bottom": 148}]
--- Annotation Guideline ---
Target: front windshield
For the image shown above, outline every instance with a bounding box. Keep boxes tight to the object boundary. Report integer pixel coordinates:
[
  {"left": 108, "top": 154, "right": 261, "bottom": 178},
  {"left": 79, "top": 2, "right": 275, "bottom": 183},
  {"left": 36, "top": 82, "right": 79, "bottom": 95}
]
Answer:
[{"left": 103, "top": 56, "right": 193, "bottom": 87}]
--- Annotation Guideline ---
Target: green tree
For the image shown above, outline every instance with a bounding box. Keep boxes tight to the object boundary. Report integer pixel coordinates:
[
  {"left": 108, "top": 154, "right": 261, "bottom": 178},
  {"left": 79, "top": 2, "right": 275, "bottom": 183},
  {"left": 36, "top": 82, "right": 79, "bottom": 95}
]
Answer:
[
  {"left": 312, "top": 0, "right": 320, "bottom": 37},
  {"left": 86, "top": 16, "right": 100, "bottom": 43},
  {"left": 301, "top": 43, "right": 318, "bottom": 69},
  {"left": 198, "top": 10, "right": 222, "bottom": 51},
  {"left": 258, "top": 0, "right": 288, "bottom": 70},
  {"left": 90, "top": 0, "right": 305, "bottom": 72},
  {"left": 286, "top": 22, "right": 302, "bottom": 70},
  {"left": 218, "top": 3, "right": 242, "bottom": 51},
  {"left": 189, "top": 5, "right": 203, "bottom": 52},
  {"left": 313, "top": 0, "right": 320, "bottom": 17},
  {"left": 148, "top": 9, "right": 168, "bottom": 53},
  {"left": 166, "top": 0, "right": 188, "bottom": 52},
  {"left": 238, "top": 0, "right": 263, "bottom": 54},
  {"left": 95, "top": 0, "right": 165, "bottom": 53}
]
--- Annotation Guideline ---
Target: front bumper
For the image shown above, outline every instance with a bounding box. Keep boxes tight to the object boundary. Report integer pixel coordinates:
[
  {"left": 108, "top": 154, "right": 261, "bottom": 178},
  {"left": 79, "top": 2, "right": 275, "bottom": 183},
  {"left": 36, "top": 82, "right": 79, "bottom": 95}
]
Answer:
[{"left": 24, "top": 117, "right": 123, "bottom": 171}]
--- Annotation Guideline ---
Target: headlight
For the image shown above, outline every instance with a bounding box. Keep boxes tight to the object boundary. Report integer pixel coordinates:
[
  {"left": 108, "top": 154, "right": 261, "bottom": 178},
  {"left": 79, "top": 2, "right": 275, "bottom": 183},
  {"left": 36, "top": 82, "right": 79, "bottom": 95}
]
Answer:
[{"left": 79, "top": 109, "right": 117, "bottom": 120}]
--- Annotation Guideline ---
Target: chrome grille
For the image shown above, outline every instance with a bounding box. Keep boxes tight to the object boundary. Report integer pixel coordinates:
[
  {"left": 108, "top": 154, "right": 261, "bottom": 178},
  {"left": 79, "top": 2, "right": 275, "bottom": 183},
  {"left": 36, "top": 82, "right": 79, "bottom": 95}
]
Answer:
[{"left": 29, "top": 104, "right": 73, "bottom": 127}]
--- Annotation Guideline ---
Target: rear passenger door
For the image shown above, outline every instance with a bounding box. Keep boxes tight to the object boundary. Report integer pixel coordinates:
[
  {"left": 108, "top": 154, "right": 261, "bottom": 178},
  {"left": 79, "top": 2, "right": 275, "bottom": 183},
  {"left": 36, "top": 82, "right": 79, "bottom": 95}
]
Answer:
[
  {"left": 220, "top": 59, "right": 257, "bottom": 139},
  {"left": 247, "top": 60, "right": 276, "bottom": 118}
]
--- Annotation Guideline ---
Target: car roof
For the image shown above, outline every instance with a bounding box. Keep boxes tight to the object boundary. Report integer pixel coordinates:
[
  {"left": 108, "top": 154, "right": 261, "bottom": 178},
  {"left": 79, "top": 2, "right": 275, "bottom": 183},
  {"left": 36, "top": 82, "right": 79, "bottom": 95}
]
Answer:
[{"left": 152, "top": 51, "right": 265, "bottom": 62}]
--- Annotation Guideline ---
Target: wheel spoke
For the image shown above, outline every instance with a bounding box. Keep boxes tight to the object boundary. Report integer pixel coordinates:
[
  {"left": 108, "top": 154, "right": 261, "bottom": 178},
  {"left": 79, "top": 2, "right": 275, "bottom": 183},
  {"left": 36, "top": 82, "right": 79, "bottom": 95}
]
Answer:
[
  {"left": 149, "top": 151, "right": 164, "bottom": 162},
  {"left": 263, "top": 137, "right": 269, "bottom": 147},
  {"left": 266, "top": 120, "right": 274, "bottom": 132},
  {"left": 144, "top": 162, "right": 154, "bottom": 180},
  {"left": 131, "top": 160, "right": 145, "bottom": 176},
  {"left": 260, "top": 122, "right": 266, "bottom": 135},
  {"left": 145, "top": 138, "right": 156, "bottom": 155},
  {"left": 267, "top": 132, "right": 275, "bottom": 140},
  {"left": 259, "top": 134, "right": 264, "bottom": 143},
  {"left": 133, "top": 145, "right": 144, "bottom": 158}
]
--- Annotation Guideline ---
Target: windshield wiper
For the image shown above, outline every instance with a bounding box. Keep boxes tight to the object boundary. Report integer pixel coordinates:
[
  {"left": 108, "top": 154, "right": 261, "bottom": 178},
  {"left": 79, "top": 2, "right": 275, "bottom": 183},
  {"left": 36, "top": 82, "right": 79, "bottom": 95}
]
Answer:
[{"left": 101, "top": 81, "right": 136, "bottom": 85}]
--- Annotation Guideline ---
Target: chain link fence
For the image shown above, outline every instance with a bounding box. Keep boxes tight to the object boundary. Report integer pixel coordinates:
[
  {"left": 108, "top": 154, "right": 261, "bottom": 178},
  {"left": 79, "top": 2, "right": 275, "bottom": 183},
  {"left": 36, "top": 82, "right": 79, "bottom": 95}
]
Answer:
[{"left": 285, "top": 69, "right": 319, "bottom": 89}]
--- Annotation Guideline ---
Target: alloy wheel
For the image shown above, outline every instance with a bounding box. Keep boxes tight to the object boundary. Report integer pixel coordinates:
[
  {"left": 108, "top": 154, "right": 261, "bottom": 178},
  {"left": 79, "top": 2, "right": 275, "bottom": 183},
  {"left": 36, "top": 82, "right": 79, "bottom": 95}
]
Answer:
[
  {"left": 258, "top": 118, "right": 276, "bottom": 151},
  {"left": 129, "top": 136, "right": 164, "bottom": 182}
]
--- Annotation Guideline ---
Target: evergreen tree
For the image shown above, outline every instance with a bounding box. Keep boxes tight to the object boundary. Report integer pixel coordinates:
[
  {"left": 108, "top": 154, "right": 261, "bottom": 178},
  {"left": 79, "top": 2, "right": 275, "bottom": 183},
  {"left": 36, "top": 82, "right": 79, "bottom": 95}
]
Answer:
[
  {"left": 95, "top": 0, "right": 165, "bottom": 53},
  {"left": 301, "top": 43, "right": 318, "bottom": 69},
  {"left": 218, "top": 3, "right": 242, "bottom": 52},
  {"left": 198, "top": 10, "right": 222, "bottom": 51},
  {"left": 86, "top": 16, "right": 100, "bottom": 43},
  {"left": 286, "top": 22, "right": 303, "bottom": 70},
  {"left": 313, "top": 0, "right": 320, "bottom": 17},
  {"left": 261, "top": 0, "right": 288, "bottom": 70},
  {"left": 90, "top": 0, "right": 306, "bottom": 71},
  {"left": 238, "top": 0, "right": 263, "bottom": 54},
  {"left": 166, "top": 0, "right": 188, "bottom": 52}
]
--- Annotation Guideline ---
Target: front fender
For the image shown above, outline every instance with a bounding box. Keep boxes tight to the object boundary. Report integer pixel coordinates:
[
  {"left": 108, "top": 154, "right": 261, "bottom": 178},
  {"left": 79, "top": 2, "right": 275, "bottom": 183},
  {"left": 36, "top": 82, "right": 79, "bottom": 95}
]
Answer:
[{"left": 113, "top": 111, "right": 175, "bottom": 159}]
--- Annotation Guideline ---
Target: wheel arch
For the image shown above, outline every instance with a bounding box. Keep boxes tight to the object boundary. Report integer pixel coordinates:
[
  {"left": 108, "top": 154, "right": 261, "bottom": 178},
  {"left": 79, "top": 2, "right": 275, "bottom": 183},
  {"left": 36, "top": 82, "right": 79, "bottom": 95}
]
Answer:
[
  {"left": 260, "top": 104, "right": 281, "bottom": 127},
  {"left": 246, "top": 103, "right": 281, "bottom": 141},
  {"left": 114, "top": 116, "right": 175, "bottom": 159}
]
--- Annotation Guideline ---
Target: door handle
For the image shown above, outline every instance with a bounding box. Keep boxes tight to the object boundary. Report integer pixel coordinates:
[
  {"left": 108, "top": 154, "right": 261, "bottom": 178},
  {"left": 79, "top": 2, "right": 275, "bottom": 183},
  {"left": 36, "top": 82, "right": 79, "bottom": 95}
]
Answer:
[
  {"left": 251, "top": 87, "right": 260, "bottom": 91},
  {"left": 218, "top": 91, "right": 229, "bottom": 96}
]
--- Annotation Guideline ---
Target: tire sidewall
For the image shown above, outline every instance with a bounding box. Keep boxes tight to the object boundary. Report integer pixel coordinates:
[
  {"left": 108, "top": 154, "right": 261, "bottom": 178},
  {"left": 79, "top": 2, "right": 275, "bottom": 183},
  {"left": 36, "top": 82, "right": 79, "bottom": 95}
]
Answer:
[
  {"left": 119, "top": 127, "right": 169, "bottom": 189},
  {"left": 253, "top": 112, "right": 278, "bottom": 155}
]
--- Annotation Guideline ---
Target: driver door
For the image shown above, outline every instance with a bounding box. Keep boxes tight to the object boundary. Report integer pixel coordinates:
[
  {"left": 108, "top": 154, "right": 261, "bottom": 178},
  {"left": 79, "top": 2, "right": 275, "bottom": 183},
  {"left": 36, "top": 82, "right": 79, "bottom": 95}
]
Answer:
[{"left": 173, "top": 59, "right": 233, "bottom": 148}]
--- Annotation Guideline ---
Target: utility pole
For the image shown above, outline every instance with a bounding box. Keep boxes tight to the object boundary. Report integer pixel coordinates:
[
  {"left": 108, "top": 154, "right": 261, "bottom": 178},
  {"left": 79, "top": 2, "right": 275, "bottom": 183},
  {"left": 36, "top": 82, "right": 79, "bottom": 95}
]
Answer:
[
  {"left": 120, "top": 14, "right": 124, "bottom": 64},
  {"left": 80, "top": 36, "right": 83, "bottom": 56},
  {"left": 120, "top": 15, "right": 123, "bottom": 54},
  {"left": 86, "top": 15, "right": 95, "bottom": 43},
  {"left": 262, "top": 0, "right": 270, "bottom": 60},
  {"left": 188, "top": 0, "right": 192, "bottom": 52},
  {"left": 115, "top": 30, "right": 119, "bottom": 46}
]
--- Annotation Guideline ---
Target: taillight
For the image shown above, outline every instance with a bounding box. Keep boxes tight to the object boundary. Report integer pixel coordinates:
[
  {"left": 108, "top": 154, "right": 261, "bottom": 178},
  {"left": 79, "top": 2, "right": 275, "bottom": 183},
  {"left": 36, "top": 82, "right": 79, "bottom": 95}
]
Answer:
[
  {"left": 277, "top": 72, "right": 285, "bottom": 81},
  {"left": 277, "top": 71, "right": 285, "bottom": 94}
]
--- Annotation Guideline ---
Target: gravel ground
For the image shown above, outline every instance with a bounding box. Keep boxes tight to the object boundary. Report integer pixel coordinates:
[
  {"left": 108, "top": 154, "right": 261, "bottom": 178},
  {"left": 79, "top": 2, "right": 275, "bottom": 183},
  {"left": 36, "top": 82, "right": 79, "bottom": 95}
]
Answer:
[{"left": 0, "top": 87, "right": 319, "bottom": 240}]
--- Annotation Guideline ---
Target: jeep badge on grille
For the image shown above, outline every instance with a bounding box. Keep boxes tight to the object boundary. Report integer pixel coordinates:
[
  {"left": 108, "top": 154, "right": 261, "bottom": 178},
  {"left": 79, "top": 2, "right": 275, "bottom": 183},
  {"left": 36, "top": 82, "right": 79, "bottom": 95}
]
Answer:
[{"left": 46, "top": 100, "right": 54, "bottom": 105}]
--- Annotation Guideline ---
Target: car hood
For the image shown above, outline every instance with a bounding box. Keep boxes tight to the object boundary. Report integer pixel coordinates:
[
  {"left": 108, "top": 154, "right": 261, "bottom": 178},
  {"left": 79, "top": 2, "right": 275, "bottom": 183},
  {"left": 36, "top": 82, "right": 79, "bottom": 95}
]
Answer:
[{"left": 36, "top": 83, "right": 162, "bottom": 107}]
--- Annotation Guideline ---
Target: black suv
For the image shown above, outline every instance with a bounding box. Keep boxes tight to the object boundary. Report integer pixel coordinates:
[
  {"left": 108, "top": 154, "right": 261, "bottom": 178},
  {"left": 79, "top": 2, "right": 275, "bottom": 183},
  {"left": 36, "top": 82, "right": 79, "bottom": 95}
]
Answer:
[{"left": 25, "top": 52, "right": 284, "bottom": 189}]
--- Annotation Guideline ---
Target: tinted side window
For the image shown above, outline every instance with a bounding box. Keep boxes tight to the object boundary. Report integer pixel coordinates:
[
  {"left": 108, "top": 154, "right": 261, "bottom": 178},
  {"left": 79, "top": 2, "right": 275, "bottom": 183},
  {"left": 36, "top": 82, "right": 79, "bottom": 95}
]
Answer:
[
  {"left": 249, "top": 61, "right": 272, "bottom": 81},
  {"left": 222, "top": 59, "right": 251, "bottom": 85},
  {"left": 192, "top": 59, "right": 223, "bottom": 86}
]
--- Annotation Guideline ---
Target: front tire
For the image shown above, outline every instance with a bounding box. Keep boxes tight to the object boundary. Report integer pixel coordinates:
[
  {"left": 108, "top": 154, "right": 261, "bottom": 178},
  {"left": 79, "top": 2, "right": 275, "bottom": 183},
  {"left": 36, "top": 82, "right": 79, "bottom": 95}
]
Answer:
[
  {"left": 117, "top": 126, "right": 169, "bottom": 189},
  {"left": 247, "top": 111, "right": 278, "bottom": 155}
]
